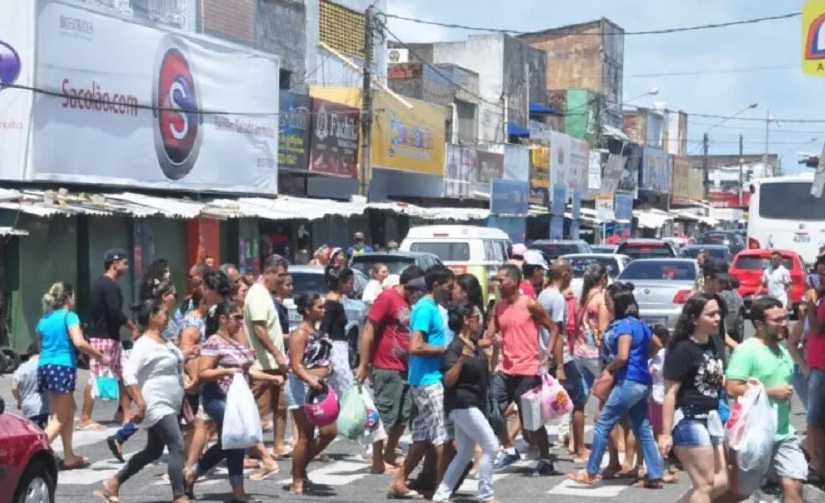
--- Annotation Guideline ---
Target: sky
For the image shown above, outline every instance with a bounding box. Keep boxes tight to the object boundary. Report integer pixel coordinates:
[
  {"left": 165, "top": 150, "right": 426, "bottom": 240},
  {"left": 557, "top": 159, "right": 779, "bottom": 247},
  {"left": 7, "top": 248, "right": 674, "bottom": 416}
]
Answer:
[{"left": 385, "top": 0, "right": 824, "bottom": 175}]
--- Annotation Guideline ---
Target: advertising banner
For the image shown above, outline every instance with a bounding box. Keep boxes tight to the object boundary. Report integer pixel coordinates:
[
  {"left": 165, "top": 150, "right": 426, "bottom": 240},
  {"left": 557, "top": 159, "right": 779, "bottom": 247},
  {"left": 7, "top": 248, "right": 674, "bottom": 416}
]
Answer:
[
  {"left": 599, "top": 153, "right": 626, "bottom": 197},
  {"left": 641, "top": 147, "right": 670, "bottom": 193},
  {"left": 802, "top": 1, "right": 825, "bottom": 78},
  {"left": 490, "top": 179, "right": 529, "bottom": 216},
  {"left": 595, "top": 195, "right": 615, "bottom": 222},
  {"left": 614, "top": 192, "right": 634, "bottom": 222},
  {"left": 551, "top": 183, "right": 567, "bottom": 216},
  {"left": 308, "top": 97, "right": 359, "bottom": 178},
  {"left": 550, "top": 130, "right": 571, "bottom": 188},
  {"left": 443, "top": 145, "right": 477, "bottom": 198},
  {"left": 619, "top": 145, "right": 641, "bottom": 195},
  {"left": 529, "top": 145, "right": 550, "bottom": 205},
  {"left": 549, "top": 215, "right": 564, "bottom": 240},
  {"left": 671, "top": 155, "right": 692, "bottom": 204},
  {"left": 33, "top": 1, "right": 280, "bottom": 193},
  {"left": 371, "top": 92, "right": 446, "bottom": 175},
  {"left": 569, "top": 138, "right": 589, "bottom": 192},
  {"left": 688, "top": 165, "right": 705, "bottom": 201},
  {"left": 278, "top": 91, "right": 311, "bottom": 171},
  {"left": 0, "top": 0, "right": 34, "bottom": 181},
  {"left": 476, "top": 150, "right": 504, "bottom": 195},
  {"left": 571, "top": 190, "right": 581, "bottom": 220},
  {"left": 503, "top": 144, "right": 529, "bottom": 181}
]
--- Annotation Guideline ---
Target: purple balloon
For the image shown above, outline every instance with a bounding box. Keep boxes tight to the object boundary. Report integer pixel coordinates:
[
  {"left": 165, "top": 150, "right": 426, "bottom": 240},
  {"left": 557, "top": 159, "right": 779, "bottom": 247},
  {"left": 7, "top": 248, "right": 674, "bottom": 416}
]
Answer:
[{"left": 0, "top": 41, "right": 21, "bottom": 91}]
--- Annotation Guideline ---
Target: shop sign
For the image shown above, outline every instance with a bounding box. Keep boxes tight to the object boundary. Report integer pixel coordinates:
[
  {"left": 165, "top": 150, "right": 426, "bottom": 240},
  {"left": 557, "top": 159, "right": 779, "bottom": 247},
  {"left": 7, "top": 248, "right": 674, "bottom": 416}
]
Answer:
[
  {"left": 476, "top": 150, "right": 504, "bottom": 194},
  {"left": 490, "top": 179, "right": 529, "bottom": 216},
  {"left": 595, "top": 195, "right": 615, "bottom": 222},
  {"left": 641, "top": 147, "right": 670, "bottom": 193},
  {"left": 0, "top": 0, "right": 32, "bottom": 182},
  {"left": 671, "top": 155, "right": 692, "bottom": 204},
  {"left": 614, "top": 192, "right": 634, "bottom": 222},
  {"left": 599, "top": 153, "right": 625, "bottom": 197},
  {"left": 443, "top": 145, "right": 476, "bottom": 198},
  {"left": 551, "top": 183, "right": 567, "bottom": 216},
  {"left": 550, "top": 130, "right": 571, "bottom": 187},
  {"left": 803, "top": 1, "right": 825, "bottom": 78},
  {"left": 568, "top": 138, "right": 589, "bottom": 191},
  {"left": 372, "top": 91, "right": 446, "bottom": 175},
  {"left": 278, "top": 91, "right": 311, "bottom": 171},
  {"left": 529, "top": 145, "right": 550, "bottom": 206},
  {"left": 32, "top": 1, "right": 281, "bottom": 193},
  {"left": 308, "top": 97, "right": 359, "bottom": 178},
  {"left": 688, "top": 166, "right": 705, "bottom": 201}
]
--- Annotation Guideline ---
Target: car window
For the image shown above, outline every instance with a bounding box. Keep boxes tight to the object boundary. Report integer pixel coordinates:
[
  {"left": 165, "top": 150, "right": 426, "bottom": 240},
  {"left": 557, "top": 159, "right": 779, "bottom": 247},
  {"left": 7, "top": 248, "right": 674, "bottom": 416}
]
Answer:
[
  {"left": 533, "top": 243, "right": 581, "bottom": 259},
  {"left": 483, "top": 240, "right": 498, "bottom": 262},
  {"left": 496, "top": 241, "right": 508, "bottom": 262},
  {"left": 733, "top": 256, "right": 793, "bottom": 270},
  {"left": 409, "top": 242, "right": 470, "bottom": 261},
  {"left": 350, "top": 256, "right": 416, "bottom": 275},
  {"left": 619, "top": 261, "right": 697, "bottom": 281},
  {"left": 566, "top": 256, "right": 622, "bottom": 278},
  {"left": 682, "top": 247, "right": 728, "bottom": 261},
  {"left": 616, "top": 243, "right": 676, "bottom": 259},
  {"left": 291, "top": 272, "right": 328, "bottom": 296}
]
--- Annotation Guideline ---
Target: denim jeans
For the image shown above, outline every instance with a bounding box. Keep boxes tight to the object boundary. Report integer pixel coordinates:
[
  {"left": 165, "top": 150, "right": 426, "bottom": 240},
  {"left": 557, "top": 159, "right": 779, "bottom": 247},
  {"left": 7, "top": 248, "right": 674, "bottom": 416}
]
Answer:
[
  {"left": 195, "top": 390, "right": 245, "bottom": 488},
  {"left": 432, "top": 407, "right": 498, "bottom": 501},
  {"left": 113, "top": 421, "right": 138, "bottom": 444},
  {"left": 586, "top": 379, "right": 664, "bottom": 480}
]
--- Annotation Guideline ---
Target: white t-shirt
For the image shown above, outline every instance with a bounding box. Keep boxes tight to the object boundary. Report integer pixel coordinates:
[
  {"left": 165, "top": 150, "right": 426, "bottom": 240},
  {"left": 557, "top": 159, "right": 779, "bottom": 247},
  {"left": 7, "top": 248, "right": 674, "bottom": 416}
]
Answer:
[
  {"left": 123, "top": 337, "right": 185, "bottom": 428},
  {"left": 762, "top": 265, "right": 791, "bottom": 306},
  {"left": 537, "top": 287, "right": 571, "bottom": 364},
  {"left": 362, "top": 279, "right": 383, "bottom": 306},
  {"left": 649, "top": 348, "right": 665, "bottom": 404}
]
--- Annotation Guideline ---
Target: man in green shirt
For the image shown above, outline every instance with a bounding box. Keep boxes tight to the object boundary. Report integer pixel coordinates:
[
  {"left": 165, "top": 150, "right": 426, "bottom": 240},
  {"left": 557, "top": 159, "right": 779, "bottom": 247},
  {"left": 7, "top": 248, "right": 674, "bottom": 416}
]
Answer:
[{"left": 725, "top": 296, "right": 806, "bottom": 502}]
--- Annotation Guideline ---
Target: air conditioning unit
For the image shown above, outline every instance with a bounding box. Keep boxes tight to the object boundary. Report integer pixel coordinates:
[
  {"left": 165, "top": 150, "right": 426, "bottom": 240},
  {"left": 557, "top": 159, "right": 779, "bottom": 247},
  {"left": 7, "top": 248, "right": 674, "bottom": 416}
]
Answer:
[{"left": 388, "top": 48, "right": 409, "bottom": 64}]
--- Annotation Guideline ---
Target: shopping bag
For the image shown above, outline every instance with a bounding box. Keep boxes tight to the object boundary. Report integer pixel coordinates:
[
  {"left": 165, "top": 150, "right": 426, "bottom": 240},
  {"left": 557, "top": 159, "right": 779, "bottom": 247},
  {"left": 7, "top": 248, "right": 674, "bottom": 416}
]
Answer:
[
  {"left": 336, "top": 386, "right": 367, "bottom": 440},
  {"left": 221, "top": 374, "right": 263, "bottom": 450},
  {"left": 519, "top": 387, "right": 544, "bottom": 431},
  {"left": 725, "top": 383, "right": 776, "bottom": 473},
  {"left": 93, "top": 370, "right": 120, "bottom": 401},
  {"left": 539, "top": 372, "right": 573, "bottom": 421},
  {"left": 360, "top": 386, "right": 381, "bottom": 433}
]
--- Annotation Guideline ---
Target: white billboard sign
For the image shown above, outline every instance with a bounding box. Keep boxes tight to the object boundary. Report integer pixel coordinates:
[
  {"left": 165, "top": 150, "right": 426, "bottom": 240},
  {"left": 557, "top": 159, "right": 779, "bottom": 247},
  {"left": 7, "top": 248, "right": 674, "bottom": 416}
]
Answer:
[
  {"left": 33, "top": 1, "right": 280, "bottom": 193},
  {"left": 0, "top": 0, "right": 34, "bottom": 181}
]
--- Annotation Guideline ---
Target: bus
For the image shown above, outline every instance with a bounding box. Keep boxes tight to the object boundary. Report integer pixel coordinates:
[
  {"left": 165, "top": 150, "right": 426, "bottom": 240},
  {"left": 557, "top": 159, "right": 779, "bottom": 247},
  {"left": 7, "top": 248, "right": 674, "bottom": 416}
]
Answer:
[{"left": 747, "top": 172, "right": 824, "bottom": 265}]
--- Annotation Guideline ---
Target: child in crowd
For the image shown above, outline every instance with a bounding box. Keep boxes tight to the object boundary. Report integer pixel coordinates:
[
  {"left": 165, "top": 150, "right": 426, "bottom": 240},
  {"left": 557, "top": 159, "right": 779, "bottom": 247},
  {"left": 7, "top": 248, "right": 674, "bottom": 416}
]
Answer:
[
  {"left": 12, "top": 343, "right": 49, "bottom": 429},
  {"left": 648, "top": 325, "right": 668, "bottom": 438}
]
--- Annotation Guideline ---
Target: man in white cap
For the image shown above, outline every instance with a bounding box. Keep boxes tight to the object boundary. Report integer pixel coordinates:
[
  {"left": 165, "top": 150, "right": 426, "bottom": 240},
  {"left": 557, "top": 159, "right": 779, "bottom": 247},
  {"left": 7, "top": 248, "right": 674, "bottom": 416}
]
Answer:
[
  {"left": 519, "top": 249, "right": 549, "bottom": 299},
  {"left": 507, "top": 243, "right": 527, "bottom": 267}
]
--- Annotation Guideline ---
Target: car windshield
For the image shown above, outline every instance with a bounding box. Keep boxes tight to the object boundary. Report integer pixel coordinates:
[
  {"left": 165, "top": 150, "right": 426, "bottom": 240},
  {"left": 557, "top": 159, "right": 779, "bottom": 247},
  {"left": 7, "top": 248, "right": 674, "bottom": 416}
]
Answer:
[
  {"left": 409, "top": 242, "right": 469, "bottom": 261},
  {"left": 697, "top": 234, "right": 735, "bottom": 246},
  {"left": 533, "top": 243, "right": 580, "bottom": 260},
  {"left": 619, "top": 261, "right": 697, "bottom": 281},
  {"left": 591, "top": 246, "right": 616, "bottom": 254},
  {"left": 733, "top": 256, "right": 793, "bottom": 270},
  {"left": 617, "top": 243, "right": 675, "bottom": 259},
  {"left": 565, "top": 256, "right": 621, "bottom": 278},
  {"left": 682, "top": 247, "right": 727, "bottom": 260},
  {"left": 351, "top": 256, "right": 416, "bottom": 275},
  {"left": 290, "top": 272, "right": 328, "bottom": 296}
]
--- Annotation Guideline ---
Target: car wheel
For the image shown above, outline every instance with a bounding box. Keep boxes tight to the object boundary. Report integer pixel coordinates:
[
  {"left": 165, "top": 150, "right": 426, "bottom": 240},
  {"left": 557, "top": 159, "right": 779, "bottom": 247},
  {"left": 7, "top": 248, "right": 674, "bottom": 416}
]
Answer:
[{"left": 14, "top": 461, "right": 55, "bottom": 503}]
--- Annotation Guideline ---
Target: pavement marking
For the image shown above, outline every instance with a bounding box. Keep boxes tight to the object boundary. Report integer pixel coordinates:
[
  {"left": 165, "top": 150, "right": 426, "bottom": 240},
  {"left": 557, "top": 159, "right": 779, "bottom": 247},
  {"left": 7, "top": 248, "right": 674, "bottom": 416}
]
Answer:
[
  {"left": 276, "top": 458, "right": 372, "bottom": 486},
  {"left": 54, "top": 426, "right": 120, "bottom": 454},
  {"left": 455, "top": 460, "right": 531, "bottom": 494},
  {"left": 547, "top": 479, "right": 628, "bottom": 498},
  {"left": 57, "top": 451, "right": 139, "bottom": 486}
]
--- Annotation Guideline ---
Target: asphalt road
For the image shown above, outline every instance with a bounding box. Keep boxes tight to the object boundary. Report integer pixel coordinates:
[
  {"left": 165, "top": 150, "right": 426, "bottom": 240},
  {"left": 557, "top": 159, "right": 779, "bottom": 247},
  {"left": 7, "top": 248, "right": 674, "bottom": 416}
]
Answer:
[{"left": 2, "top": 323, "right": 823, "bottom": 503}]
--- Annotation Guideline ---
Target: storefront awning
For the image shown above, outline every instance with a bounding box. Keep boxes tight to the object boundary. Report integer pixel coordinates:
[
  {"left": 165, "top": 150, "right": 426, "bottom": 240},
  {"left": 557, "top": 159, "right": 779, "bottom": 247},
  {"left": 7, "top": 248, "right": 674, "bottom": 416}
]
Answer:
[
  {"left": 634, "top": 209, "right": 673, "bottom": 229},
  {"left": 529, "top": 101, "right": 554, "bottom": 114},
  {"left": 0, "top": 226, "right": 28, "bottom": 236},
  {"left": 507, "top": 123, "right": 530, "bottom": 137},
  {"left": 206, "top": 197, "right": 365, "bottom": 221},
  {"left": 108, "top": 192, "right": 205, "bottom": 219},
  {"left": 368, "top": 202, "right": 490, "bottom": 221}
]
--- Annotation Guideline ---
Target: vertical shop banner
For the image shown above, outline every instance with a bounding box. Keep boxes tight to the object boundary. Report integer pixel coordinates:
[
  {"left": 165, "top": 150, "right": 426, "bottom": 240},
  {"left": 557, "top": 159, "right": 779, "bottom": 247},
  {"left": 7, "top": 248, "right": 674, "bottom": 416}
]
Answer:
[
  {"left": 641, "top": 147, "right": 670, "bottom": 193},
  {"left": 33, "top": 1, "right": 281, "bottom": 193},
  {"left": 503, "top": 144, "right": 530, "bottom": 181},
  {"left": 619, "top": 145, "right": 641, "bottom": 195},
  {"left": 443, "top": 145, "right": 478, "bottom": 198},
  {"left": 614, "top": 192, "right": 634, "bottom": 222},
  {"left": 595, "top": 195, "right": 615, "bottom": 222},
  {"left": 0, "top": 0, "right": 33, "bottom": 181},
  {"left": 588, "top": 151, "right": 602, "bottom": 191},
  {"left": 549, "top": 216, "right": 564, "bottom": 240},
  {"left": 599, "top": 153, "right": 626, "bottom": 197},
  {"left": 491, "top": 179, "right": 529, "bottom": 215},
  {"left": 688, "top": 165, "right": 705, "bottom": 201},
  {"left": 308, "top": 97, "right": 359, "bottom": 178},
  {"left": 476, "top": 150, "right": 504, "bottom": 195},
  {"left": 550, "top": 130, "right": 571, "bottom": 188},
  {"left": 568, "top": 138, "right": 589, "bottom": 192},
  {"left": 571, "top": 190, "right": 581, "bottom": 220},
  {"left": 278, "top": 91, "right": 311, "bottom": 171},
  {"left": 671, "top": 155, "right": 692, "bottom": 204},
  {"left": 551, "top": 184, "right": 567, "bottom": 216},
  {"left": 529, "top": 145, "right": 550, "bottom": 206}
]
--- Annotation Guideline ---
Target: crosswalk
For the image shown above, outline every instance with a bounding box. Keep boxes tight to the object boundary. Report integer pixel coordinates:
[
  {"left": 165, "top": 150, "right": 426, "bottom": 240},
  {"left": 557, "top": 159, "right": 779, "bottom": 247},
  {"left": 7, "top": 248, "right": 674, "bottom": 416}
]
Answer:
[{"left": 54, "top": 420, "right": 655, "bottom": 499}]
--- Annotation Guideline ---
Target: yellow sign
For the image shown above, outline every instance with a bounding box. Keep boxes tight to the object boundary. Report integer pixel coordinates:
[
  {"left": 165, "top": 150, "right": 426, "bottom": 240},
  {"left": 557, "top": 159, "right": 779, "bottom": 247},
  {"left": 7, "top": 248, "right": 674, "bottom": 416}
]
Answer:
[
  {"left": 309, "top": 87, "right": 447, "bottom": 175},
  {"left": 802, "top": 1, "right": 825, "bottom": 77},
  {"left": 688, "top": 164, "right": 705, "bottom": 201},
  {"left": 671, "top": 156, "right": 691, "bottom": 202}
]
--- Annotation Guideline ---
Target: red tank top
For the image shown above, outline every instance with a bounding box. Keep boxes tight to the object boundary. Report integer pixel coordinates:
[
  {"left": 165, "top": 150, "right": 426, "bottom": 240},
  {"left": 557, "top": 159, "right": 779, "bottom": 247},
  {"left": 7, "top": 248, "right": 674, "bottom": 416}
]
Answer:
[{"left": 496, "top": 295, "right": 540, "bottom": 376}]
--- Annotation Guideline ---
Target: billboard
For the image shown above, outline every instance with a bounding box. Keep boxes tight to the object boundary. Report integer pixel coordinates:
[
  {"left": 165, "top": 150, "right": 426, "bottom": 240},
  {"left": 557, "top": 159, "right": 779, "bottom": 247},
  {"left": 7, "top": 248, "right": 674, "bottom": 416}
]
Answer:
[
  {"left": 529, "top": 145, "right": 549, "bottom": 205},
  {"left": 33, "top": 1, "right": 280, "bottom": 193},
  {"left": 278, "top": 91, "right": 311, "bottom": 171},
  {"left": 0, "top": 0, "right": 34, "bottom": 181},
  {"left": 308, "top": 97, "right": 359, "bottom": 178},
  {"left": 443, "top": 145, "right": 476, "bottom": 198},
  {"left": 803, "top": 1, "right": 825, "bottom": 78},
  {"left": 476, "top": 150, "right": 504, "bottom": 195},
  {"left": 641, "top": 147, "right": 670, "bottom": 193},
  {"left": 372, "top": 91, "right": 446, "bottom": 175},
  {"left": 671, "top": 155, "right": 691, "bottom": 204}
]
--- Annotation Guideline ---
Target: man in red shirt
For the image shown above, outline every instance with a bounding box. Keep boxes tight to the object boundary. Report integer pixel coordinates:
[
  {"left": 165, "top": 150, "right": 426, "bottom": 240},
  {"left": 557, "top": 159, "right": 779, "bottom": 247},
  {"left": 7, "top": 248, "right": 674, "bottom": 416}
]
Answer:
[
  {"left": 805, "top": 255, "right": 825, "bottom": 482},
  {"left": 519, "top": 250, "right": 548, "bottom": 298},
  {"left": 357, "top": 265, "right": 425, "bottom": 474}
]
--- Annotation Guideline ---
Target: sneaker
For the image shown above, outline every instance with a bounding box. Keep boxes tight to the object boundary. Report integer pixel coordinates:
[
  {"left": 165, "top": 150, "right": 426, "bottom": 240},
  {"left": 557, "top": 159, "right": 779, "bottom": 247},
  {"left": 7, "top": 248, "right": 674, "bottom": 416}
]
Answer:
[
  {"left": 106, "top": 436, "right": 124, "bottom": 463},
  {"left": 531, "top": 458, "right": 556, "bottom": 477},
  {"left": 493, "top": 451, "right": 520, "bottom": 471}
]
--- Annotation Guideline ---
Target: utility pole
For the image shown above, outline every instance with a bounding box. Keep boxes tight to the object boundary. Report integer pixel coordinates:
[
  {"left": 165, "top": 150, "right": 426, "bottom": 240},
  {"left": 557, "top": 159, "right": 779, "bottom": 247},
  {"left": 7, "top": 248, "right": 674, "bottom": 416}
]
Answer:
[
  {"left": 763, "top": 108, "right": 771, "bottom": 177},
  {"left": 359, "top": 6, "right": 375, "bottom": 198},
  {"left": 738, "top": 133, "right": 744, "bottom": 207},
  {"left": 702, "top": 132, "right": 709, "bottom": 200}
]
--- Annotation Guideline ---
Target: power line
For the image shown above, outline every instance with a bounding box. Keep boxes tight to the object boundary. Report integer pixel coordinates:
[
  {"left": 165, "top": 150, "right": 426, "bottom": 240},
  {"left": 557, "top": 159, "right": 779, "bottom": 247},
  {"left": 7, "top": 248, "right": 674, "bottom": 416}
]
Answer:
[
  {"left": 687, "top": 121, "right": 825, "bottom": 134},
  {"left": 688, "top": 138, "right": 819, "bottom": 146},
  {"left": 690, "top": 113, "right": 825, "bottom": 124},
  {"left": 625, "top": 64, "right": 794, "bottom": 78},
  {"left": 382, "top": 12, "right": 799, "bottom": 37}
]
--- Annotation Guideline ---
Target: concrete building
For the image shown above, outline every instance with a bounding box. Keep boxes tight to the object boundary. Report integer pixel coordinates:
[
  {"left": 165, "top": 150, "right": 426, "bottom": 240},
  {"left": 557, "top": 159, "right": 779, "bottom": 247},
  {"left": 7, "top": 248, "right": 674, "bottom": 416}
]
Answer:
[{"left": 687, "top": 154, "right": 781, "bottom": 191}]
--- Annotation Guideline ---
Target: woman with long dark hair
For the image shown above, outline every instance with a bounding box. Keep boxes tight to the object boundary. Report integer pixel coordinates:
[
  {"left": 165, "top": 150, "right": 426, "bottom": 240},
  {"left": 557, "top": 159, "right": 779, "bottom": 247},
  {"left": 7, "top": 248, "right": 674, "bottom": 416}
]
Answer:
[
  {"left": 138, "top": 259, "right": 171, "bottom": 301},
  {"left": 658, "top": 294, "right": 728, "bottom": 502},
  {"left": 452, "top": 274, "right": 486, "bottom": 321},
  {"left": 569, "top": 282, "right": 664, "bottom": 488}
]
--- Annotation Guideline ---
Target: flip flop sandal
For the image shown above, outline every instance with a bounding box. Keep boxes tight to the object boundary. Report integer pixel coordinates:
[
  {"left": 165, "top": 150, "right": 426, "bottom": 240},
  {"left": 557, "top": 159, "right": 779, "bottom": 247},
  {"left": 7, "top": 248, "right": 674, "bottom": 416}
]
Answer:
[
  {"left": 93, "top": 489, "right": 120, "bottom": 503},
  {"left": 77, "top": 423, "right": 107, "bottom": 431},
  {"left": 61, "top": 457, "right": 90, "bottom": 470},
  {"left": 386, "top": 489, "right": 424, "bottom": 499},
  {"left": 567, "top": 471, "right": 600, "bottom": 486},
  {"left": 249, "top": 464, "right": 280, "bottom": 481}
]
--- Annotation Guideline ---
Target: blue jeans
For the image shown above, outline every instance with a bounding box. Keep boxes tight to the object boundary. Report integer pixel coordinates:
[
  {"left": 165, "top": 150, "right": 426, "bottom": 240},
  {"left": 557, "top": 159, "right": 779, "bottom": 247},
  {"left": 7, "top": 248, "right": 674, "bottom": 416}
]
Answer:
[
  {"left": 195, "top": 390, "right": 245, "bottom": 488},
  {"left": 586, "top": 379, "right": 664, "bottom": 480},
  {"left": 113, "top": 421, "right": 138, "bottom": 444}
]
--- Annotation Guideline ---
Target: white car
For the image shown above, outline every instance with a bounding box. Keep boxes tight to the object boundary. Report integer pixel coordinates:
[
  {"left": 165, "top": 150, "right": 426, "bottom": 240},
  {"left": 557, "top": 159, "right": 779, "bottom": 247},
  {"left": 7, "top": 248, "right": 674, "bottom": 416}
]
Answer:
[{"left": 561, "top": 253, "right": 631, "bottom": 298}]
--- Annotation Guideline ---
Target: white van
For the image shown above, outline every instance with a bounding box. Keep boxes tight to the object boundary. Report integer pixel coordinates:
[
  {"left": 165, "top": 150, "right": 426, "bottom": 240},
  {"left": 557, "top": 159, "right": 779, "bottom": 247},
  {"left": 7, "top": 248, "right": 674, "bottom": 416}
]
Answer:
[{"left": 399, "top": 225, "right": 511, "bottom": 303}]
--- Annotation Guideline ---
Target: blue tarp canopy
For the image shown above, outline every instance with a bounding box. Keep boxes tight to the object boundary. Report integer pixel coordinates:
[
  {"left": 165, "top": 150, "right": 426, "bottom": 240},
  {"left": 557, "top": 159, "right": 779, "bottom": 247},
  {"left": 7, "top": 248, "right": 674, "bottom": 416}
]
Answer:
[
  {"left": 529, "top": 101, "right": 554, "bottom": 114},
  {"left": 507, "top": 123, "right": 530, "bottom": 136}
]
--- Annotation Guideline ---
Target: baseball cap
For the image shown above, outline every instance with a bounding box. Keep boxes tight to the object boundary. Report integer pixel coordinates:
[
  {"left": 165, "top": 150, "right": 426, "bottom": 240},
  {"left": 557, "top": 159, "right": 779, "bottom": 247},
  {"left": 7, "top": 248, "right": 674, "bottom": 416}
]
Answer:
[
  {"left": 523, "top": 250, "right": 549, "bottom": 270},
  {"left": 104, "top": 248, "right": 128, "bottom": 264},
  {"left": 703, "top": 260, "right": 731, "bottom": 280},
  {"left": 511, "top": 243, "right": 528, "bottom": 257}
]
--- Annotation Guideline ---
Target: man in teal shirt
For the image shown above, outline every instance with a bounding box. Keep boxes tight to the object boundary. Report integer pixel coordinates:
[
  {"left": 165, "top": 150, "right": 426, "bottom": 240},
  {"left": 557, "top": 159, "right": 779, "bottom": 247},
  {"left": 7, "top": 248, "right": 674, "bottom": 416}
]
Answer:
[{"left": 726, "top": 296, "right": 806, "bottom": 501}]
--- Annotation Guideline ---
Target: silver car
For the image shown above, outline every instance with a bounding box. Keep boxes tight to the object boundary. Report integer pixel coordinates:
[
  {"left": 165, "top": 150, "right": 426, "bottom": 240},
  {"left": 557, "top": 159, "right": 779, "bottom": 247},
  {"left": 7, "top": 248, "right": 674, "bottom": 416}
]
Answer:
[
  {"left": 616, "top": 258, "right": 700, "bottom": 332},
  {"left": 561, "top": 253, "right": 631, "bottom": 298},
  {"left": 286, "top": 265, "right": 368, "bottom": 368}
]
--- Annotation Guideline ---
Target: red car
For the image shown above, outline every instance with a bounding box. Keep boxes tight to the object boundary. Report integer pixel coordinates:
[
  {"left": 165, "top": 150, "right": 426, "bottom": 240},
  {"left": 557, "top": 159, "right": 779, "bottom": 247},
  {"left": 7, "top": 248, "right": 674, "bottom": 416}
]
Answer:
[
  {"left": 0, "top": 397, "right": 57, "bottom": 503},
  {"left": 728, "top": 249, "right": 806, "bottom": 314}
]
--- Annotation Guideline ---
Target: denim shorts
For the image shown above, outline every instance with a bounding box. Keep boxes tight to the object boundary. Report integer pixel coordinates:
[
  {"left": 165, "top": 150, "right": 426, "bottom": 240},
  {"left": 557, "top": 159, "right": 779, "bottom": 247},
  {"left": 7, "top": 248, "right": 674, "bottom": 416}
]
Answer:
[
  {"left": 284, "top": 373, "right": 309, "bottom": 411},
  {"left": 560, "top": 360, "right": 587, "bottom": 408},
  {"left": 807, "top": 368, "right": 825, "bottom": 426},
  {"left": 672, "top": 418, "right": 721, "bottom": 448}
]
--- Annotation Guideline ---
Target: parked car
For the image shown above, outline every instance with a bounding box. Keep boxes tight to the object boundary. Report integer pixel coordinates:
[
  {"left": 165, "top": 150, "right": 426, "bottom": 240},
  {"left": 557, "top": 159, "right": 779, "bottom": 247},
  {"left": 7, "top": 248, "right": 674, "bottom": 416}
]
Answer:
[
  {"left": 680, "top": 244, "right": 733, "bottom": 264},
  {"left": 530, "top": 239, "right": 593, "bottom": 261},
  {"left": 288, "top": 265, "right": 368, "bottom": 368},
  {"left": 591, "top": 245, "right": 618, "bottom": 254},
  {"left": 615, "top": 239, "right": 679, "bottom": 260},
  {"left": 349, "top": 251, "right": 442, "bottom": 277},
  {"left": 0, "top": 397, "right": 57, "bottom": 503},
  {"left": 696, "top": 231, "right": 746, "bottom": 256},
  {"left": 728, "top": 249, "right": 807, "bottom": 315},
  {"left": 561, "top": 253, "right": 631, "bottom": 298},
  {"left": 616, "top": 258, "right": 700, "bottom": 331}
]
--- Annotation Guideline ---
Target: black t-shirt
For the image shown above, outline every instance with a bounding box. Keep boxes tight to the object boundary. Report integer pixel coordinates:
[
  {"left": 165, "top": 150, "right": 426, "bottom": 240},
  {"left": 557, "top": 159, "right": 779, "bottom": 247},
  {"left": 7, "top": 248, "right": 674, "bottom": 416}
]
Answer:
[
  {"left": 442, "top": 337, "right": 489, "bottom": 414},
  {"left": 87, "top": 276, "right": 128, "bottom": 340},
  {"left": 320, "top": 299, "right": 347, "bottom": 342},
  {"left": 663, "top": 336, "right": 725, "bottom": 417}
]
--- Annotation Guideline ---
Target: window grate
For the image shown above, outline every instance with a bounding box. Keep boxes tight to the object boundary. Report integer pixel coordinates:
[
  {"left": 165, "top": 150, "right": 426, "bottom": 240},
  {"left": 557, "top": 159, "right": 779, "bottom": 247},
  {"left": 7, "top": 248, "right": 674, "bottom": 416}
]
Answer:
[{"left": 319, "top": 0, "right": 365, "bottom": 58}]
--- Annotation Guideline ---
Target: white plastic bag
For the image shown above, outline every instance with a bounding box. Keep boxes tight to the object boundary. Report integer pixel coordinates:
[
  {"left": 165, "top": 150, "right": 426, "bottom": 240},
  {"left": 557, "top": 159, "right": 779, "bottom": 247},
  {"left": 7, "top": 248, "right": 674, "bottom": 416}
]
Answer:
[
  {"left": 727, "top": 383, "right": 776, "bottom": 473},
  {"left": 221, "top": 373, "right": 263, "bottom": 450}
]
